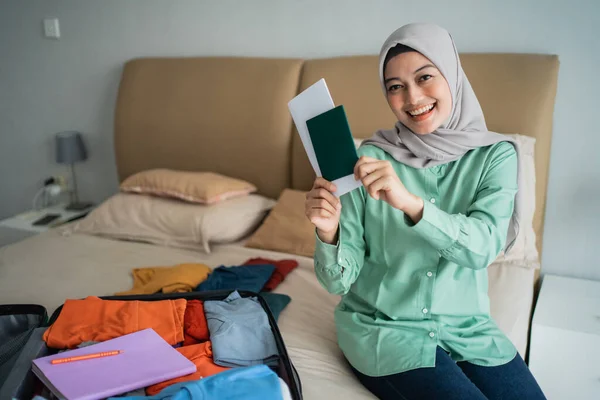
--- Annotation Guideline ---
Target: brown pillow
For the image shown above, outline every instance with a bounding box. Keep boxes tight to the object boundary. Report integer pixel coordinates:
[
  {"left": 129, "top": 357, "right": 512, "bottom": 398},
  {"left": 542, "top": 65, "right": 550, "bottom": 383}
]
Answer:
[
  {"left": 245, "top": 189, "right": 315, "bottom": 257},
  {"left": 120, "top": 169, "right": 256, "bottom": 204}
]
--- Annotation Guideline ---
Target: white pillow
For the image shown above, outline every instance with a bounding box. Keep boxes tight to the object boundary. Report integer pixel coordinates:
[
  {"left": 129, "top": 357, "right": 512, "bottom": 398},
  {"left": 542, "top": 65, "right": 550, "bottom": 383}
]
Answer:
[
  {"left": 355, "top": 134, "right": 538, "bottom": 268},
  {"left": 66, "top": 193, "right": 276, "bottom": 253},
  {"left": 495, "top": 133, "right": 539, "bottom": 269}
]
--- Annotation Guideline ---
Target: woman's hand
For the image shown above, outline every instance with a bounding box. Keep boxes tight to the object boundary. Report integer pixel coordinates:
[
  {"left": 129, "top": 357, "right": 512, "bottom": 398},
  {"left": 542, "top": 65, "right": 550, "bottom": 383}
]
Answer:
[
  {"left": 305, "top": 177, "right": 341, "bottom": 244},
  {"left": 354, "top": 156, "right": 424, "bottom": 222}
]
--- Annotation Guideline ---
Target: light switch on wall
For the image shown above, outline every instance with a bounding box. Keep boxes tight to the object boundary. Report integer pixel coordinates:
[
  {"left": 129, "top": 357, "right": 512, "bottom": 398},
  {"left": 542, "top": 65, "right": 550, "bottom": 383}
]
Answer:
[{"left": 43, "top": 18, "right": 60, "bottom": 39}]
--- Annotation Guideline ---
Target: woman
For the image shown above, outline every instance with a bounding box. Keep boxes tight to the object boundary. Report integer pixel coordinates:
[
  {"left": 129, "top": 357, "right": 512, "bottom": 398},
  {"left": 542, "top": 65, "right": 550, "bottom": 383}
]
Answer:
[{"left": 305, "top": 23, "right": 546, "bottom": 399}]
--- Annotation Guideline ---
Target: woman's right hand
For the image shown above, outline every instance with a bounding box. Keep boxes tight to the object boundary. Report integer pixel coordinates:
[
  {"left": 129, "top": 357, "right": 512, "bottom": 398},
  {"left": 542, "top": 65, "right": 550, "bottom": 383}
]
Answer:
[{"left": 305, "top": 177, "right": 341, "bottom": 244}]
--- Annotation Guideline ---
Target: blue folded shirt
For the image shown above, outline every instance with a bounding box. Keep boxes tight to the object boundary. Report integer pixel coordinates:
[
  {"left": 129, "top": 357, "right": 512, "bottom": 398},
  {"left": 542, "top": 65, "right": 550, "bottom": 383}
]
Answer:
[
  {"left": 204, "top": 291, "right": 279, "bottom": 367},
  {"left": 110, "top": 365, "right": 283, "bottom": 400}
]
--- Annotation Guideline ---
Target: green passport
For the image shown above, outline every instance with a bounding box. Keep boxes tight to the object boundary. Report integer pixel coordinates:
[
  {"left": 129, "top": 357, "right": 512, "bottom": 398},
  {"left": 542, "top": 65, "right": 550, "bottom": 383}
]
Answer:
[{"left": 306, "top": 105, "right": 359, "bottom": 182}]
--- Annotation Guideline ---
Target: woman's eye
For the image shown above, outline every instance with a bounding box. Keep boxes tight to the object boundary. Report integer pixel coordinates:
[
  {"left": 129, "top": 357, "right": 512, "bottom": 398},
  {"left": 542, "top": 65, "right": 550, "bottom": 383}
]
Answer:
[
  {"left": 388, "top": 84, "right": 402, "bottom": 92},
  {"left": 419, "top": 74, "right": 433, "bottom": 82}
]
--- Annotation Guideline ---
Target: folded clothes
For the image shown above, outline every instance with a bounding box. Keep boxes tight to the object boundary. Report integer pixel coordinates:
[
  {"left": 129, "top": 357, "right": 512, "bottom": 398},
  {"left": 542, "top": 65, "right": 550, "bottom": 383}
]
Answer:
[
  {"left": 42, "top": 296, "right": 186, "bottom": 348},
  {"left": 145, "top": 341, "right": 230, "bottom": 396},
  {"left": 204, "top": 291, "right": 279, "bottom": 367},
  {"left": 183, "top": 300, "right": 209, "bottom": 346},
  {"left": 260, "top": 292, "right": 291, "bottom": 321},
  {"left": 243, "top": 257, "right": 298, "bottom": 291},
  {"left": 195, "top": 264, "right": 275, "bottom": 293},
  {"left": 116, "top": 263, "right": 211, "bottom": 295},
  {"left": 110, "top": 365, "right": 283, "bottom": 400}
]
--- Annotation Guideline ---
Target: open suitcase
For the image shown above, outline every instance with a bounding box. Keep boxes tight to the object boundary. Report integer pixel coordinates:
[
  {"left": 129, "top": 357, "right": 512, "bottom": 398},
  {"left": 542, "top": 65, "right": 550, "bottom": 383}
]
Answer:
[
  {"left": 0, "top": 290, "right": 302, "bottom": 400},
  {"left": 0, "top": 304, "right": 48, "bottom": 390}
]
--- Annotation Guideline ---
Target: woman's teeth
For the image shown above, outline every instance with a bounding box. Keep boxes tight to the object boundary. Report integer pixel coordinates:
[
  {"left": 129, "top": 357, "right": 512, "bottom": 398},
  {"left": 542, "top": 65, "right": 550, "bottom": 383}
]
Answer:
[{"left": 407, "top": 103, "right": 435, "bottom": 116}]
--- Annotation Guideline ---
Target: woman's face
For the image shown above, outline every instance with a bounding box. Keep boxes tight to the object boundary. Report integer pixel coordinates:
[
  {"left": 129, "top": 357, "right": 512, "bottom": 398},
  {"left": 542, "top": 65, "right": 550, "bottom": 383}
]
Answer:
[{"left": 384, "top": 51, "right": 452, "bottom": 135}]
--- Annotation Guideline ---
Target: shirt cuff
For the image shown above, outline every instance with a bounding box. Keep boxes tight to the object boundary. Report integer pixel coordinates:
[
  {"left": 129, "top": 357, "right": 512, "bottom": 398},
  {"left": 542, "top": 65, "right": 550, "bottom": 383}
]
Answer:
[
  {"left": 407, "top": 201, "right": 460, "bottom": 251},
  {"left": 314, "top": 230, "right": 341, "bottom": 268}
]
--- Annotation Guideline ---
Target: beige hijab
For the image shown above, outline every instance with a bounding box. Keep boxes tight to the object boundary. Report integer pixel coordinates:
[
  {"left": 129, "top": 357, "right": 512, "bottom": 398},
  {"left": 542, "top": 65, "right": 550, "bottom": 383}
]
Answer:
[{"left": 362, "top": 23, "right": 521, "bottom": 253}]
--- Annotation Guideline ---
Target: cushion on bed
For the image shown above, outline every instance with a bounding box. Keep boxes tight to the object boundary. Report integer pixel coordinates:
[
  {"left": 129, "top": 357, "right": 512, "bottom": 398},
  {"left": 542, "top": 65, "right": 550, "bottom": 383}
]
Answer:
[
  {"left": 67, "top": 192, "right": 275, "bottom": 253},
  {"left": 487, "top": 260, "right": 535, "bottom": 357},
  {"left": 493, "top": 134, "right": 539, "bottom": 268},
  {"left": 120, "top": 169, "right": 257, "bottom": 204},
  {"left": 245, "top": 189, "right": 316, "bottom": 258}
]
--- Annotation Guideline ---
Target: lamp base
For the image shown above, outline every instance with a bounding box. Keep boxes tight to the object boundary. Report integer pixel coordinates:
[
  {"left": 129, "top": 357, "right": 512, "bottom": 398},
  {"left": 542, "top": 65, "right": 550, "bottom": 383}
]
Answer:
[{"left": 65, "top": 201, "right": 94, "bottom": 211}]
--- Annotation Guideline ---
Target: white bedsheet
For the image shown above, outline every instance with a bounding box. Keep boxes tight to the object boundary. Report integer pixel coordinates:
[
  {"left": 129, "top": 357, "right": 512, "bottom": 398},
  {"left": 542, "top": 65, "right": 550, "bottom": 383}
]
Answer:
[{"left": 0, "top": 230, "right": 534, "bottom": 399}]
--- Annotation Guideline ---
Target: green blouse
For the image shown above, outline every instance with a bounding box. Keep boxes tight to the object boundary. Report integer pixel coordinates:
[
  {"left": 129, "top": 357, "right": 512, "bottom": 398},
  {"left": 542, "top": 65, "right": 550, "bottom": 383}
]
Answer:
[{"left": 314, "top": 141, "right": 519, "bottom": 376}]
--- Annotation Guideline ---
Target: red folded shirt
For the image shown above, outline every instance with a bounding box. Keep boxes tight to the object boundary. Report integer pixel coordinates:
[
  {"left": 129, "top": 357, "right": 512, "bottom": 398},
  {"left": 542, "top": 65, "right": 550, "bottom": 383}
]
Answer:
[
  {"left": 183, "top": 300, "right": 209, "bottom": 346},
  {"left": 242, "top": 257, "right": 298, "bottom": 291}
]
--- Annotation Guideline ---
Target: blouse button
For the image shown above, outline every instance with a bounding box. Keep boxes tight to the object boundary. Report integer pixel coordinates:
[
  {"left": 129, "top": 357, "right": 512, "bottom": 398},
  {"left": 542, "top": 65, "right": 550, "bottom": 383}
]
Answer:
[{"left": 430, "top": 198, "right": 436, "bottom": 204}]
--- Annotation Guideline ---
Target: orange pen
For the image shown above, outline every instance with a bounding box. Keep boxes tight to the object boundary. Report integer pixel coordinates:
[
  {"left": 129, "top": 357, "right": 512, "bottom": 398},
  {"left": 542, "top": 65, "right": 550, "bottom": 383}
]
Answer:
[{"left": 51, "top": 350, "right": 123, "bottom": 365}]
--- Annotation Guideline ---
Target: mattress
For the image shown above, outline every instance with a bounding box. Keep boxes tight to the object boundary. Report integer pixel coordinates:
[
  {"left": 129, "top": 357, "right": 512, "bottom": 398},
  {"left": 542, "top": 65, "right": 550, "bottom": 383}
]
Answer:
[{"left": 0, "top": 230, "right": 535, "bottom": 399}]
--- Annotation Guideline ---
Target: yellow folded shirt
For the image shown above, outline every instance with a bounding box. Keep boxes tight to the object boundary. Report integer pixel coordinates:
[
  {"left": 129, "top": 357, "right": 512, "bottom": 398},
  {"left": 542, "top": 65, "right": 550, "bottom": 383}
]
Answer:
[{"left": 116, "top": 263, "right": 211, "bottom": 295}]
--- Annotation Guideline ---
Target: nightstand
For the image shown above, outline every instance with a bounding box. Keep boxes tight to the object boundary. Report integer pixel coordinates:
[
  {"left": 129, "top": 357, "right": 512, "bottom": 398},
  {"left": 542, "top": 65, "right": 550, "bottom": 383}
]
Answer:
[
  {"left": 528, "top": 274, "right": 600, "bottom": 399},
  {"left": 0, "top": 204, "right": 92, "bottom": 247}
]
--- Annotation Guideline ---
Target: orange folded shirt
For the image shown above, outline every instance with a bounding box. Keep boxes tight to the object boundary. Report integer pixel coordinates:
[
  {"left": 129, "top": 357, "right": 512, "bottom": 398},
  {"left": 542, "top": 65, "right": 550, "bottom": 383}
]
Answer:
[
  {"left": 116, "top": 263, "right": 211, "bottom": 296},
  {"left": 145, "top": 341, "right": 230, "bottom": 395},
  {"left": 42, "top": 296, "right": 186, "bottom": 349},
  {"left": 183, "top": 300, "right": 210, "bottom": 346}
]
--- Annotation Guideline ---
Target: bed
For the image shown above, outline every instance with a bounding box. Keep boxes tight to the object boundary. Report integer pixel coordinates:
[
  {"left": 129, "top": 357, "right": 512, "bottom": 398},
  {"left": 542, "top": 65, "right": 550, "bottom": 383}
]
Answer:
[{"left": 0, "top": 54, "right": 559, "bottom": 399}]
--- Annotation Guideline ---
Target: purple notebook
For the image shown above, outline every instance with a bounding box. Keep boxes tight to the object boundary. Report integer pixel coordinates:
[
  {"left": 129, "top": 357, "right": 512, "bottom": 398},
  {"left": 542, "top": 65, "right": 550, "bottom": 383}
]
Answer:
[{"left": 32, "top": 328, "right": 196, "bottom": 400}]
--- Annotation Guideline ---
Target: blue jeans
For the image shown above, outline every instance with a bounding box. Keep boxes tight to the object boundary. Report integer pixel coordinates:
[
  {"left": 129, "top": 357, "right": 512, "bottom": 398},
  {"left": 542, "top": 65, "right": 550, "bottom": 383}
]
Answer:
[{"left": 349, "top": 347, "right": 546, "bottom": 400}]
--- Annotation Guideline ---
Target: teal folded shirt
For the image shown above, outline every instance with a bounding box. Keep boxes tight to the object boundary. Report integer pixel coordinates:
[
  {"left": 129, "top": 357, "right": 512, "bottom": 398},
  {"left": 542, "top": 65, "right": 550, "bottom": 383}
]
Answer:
[
  {"left": 195, "top": 264, "right": 275, "bottom": 293},
  {"left": 259, "top": 292, "right": 291, "bottom": 321}
]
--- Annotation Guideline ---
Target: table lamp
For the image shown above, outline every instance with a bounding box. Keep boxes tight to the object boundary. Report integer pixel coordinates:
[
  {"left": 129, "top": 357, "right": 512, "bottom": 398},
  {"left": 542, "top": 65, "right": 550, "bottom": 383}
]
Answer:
[{"left": 55, "top": 131, "right": 93, "bottom": 211}]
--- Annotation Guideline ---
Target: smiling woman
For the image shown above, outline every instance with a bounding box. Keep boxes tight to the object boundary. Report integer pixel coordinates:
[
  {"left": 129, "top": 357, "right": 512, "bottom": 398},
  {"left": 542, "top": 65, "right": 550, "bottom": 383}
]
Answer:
[
  {"left": 304, "top": 22, "right": 547, "bottom": 400},
  {"left": 383, "top": 45, "right": 452, "bottom": 135}
]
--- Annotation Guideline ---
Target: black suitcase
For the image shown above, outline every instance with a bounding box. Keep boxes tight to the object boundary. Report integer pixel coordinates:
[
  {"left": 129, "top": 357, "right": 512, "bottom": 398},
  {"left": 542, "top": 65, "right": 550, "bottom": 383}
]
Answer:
[
  {"left": 2, "top": 290, "right": 303, "bottom": 400},
  {"left": 0, "top": 304, "right": 47, "bottom": 389}
]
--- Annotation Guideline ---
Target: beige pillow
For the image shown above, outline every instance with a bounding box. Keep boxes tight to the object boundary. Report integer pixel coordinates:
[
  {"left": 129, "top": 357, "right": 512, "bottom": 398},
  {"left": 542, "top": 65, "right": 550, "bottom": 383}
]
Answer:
[
  {"left": 120, "top": 169, "right": 256, "bottom": 204},
  {"left": 68, "top": 193, "right": 275, "bottom": 253},
  {"left": 494, "top": 134, "right": 539, "bottom": 268},
  {"left": 245, "top": 189, "right": 315, "bottom": 257}
]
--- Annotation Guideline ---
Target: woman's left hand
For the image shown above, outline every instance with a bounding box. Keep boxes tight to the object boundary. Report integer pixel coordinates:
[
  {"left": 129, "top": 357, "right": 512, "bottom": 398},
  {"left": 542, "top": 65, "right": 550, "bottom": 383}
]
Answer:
[{"left": 354, "top": 157, "right": 424, "bottom": 220}]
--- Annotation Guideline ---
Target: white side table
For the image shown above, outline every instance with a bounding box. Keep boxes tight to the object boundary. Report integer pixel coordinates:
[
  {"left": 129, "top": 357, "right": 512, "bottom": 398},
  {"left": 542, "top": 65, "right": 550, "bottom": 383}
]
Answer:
[
  {"left": 0, "top": 204, "right": 92, "bottom": 247},
  {"left": 529, "top": 274, "right": 600, "bottom": 399}
]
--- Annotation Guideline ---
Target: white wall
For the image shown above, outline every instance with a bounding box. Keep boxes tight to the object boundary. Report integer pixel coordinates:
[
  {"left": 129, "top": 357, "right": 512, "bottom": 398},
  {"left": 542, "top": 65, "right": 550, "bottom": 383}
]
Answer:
[{"left": 1, "top": 0, "right": 598, "bottom": 280}]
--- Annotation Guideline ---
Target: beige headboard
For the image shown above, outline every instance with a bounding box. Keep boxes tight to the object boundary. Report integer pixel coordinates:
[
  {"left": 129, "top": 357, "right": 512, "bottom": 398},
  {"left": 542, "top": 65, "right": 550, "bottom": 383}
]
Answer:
[
  {"left": 114, "top": 57, "right": 303, "bottom": 200},
  {"left": 292, "top": 54, "right": 559, "bottom": 255},
  {"left": 114, "top": 54, "right": 558, "bottom": 255}
]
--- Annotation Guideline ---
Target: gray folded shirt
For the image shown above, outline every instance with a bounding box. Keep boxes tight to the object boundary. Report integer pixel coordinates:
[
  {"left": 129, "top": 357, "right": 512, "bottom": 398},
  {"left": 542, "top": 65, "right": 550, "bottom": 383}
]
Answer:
[{"left": 205, "top": 291, "right": 279, "bottom": 367}]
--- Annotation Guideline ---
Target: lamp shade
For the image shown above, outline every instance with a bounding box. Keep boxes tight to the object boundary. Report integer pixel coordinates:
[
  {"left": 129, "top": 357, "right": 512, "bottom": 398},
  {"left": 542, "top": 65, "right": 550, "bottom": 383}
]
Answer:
[{"left": 55, "top": 131, "right": 87, "bottom": 164}]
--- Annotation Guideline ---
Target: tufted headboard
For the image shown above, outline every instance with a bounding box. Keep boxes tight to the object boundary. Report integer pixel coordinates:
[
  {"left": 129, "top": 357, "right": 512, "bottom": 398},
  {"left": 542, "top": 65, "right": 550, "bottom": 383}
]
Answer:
[{"left": 114, "top": 54, "right": 559, "bottom": 256}]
